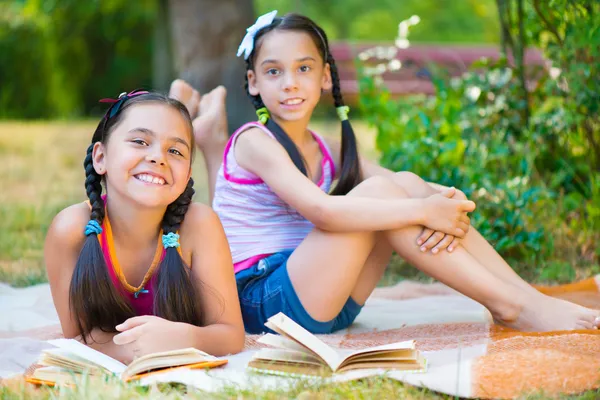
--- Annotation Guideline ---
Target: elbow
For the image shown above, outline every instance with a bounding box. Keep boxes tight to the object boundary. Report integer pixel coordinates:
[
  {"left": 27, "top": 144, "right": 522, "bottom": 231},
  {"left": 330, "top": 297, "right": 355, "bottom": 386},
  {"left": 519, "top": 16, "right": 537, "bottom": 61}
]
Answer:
[
  {"left": 309, "top": 200, "right": 338, "bottom": 231},
  {"left": 217, "top": 324, "right": 245, "bottom": 356},
  {"left": 228, "top": 326, "right": 245, "bottom": 355}
]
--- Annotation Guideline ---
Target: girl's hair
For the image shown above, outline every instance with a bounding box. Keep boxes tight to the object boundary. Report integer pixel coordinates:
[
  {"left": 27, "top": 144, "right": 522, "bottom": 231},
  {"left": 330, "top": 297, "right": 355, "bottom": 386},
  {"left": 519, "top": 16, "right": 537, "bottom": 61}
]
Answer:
[
  {"left": 244, "top": 13, "right": 361, "bottom": 195},
  {"left": 71, "top": 92, "right": 204, "bottom": 342}
]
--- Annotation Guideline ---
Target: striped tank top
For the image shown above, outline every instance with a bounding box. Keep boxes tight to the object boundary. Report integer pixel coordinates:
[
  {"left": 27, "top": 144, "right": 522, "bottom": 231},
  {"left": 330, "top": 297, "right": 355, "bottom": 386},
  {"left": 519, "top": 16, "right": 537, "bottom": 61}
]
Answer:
[
  {"left": 92, "top": 198, "right": 184, "bottom": 315},
  {"left": 212, "top": 122, "right": 336, "bottom": 273}
]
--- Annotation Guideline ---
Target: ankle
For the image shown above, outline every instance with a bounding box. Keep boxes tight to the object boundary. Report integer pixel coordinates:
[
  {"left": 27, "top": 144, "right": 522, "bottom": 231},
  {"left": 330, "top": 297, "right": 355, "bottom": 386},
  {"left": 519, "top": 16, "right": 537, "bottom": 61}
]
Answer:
[{"left": 489, "top": 296, "right": 524, "bottom": 324}]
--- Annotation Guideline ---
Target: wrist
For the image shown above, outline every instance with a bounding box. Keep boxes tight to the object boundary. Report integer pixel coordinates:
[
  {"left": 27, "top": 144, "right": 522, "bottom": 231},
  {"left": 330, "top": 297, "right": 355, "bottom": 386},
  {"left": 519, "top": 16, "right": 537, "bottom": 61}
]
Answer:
[
  {"left": 182, "top": 323, "right": 202, "bottom": 348},
  {"left": 415, "top": 198, "right": 428, "bottom": 225}
]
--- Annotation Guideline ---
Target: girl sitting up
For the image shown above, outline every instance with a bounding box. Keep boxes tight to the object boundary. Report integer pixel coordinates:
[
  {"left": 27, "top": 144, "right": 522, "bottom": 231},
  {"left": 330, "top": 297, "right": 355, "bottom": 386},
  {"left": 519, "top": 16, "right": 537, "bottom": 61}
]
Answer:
[{"left": 196, "top": 11, "right": 600, "bottom": 334}]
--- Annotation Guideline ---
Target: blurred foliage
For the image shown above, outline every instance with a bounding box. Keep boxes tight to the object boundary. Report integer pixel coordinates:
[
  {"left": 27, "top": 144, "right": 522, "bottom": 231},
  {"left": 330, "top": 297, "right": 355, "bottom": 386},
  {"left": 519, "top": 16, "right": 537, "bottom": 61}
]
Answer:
[
  {"left": 0, "top": 0, "right": 155, "bottom": 118},
  {"left": 255, "top": 0, "right": 499, "bottom": 43},
  {"left": 0, "top": 0, "right": 498, "bottom": 119},
  {"left": 359, "top": 1, "right": 600, "bottom": 280}
]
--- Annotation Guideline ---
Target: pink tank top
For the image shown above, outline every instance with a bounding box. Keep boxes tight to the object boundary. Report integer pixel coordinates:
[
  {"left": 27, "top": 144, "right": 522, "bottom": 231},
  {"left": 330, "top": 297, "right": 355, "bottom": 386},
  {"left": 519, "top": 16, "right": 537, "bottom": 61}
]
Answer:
[
  {"left": 212, "top": 122, "right": 336, "bottom": 273},
  {"left": 94, "top": 197, "right": 184, "bottom": 316}
]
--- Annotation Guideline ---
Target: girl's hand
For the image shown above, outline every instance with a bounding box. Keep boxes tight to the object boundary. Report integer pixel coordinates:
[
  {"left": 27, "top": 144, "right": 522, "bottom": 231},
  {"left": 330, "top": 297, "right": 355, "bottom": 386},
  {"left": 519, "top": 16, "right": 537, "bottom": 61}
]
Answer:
[
  {"left": 417, "top": 227, "right": 464, "bottom": 254},
  {"left": 113, "top": 316, "right": 195, "bottom": 359},
  {"left": 417, "top": 187, "right": 471, "bottom": 253},
  {"left": 422, "top": 188, "right": 475, "bottom": 238}
]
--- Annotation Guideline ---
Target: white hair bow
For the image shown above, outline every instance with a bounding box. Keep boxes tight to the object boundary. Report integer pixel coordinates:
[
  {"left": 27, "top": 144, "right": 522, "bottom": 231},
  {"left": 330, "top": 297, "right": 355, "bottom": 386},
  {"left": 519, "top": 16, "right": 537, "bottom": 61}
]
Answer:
[{"left": 236, "top": 10, "right": 278, "bottom": 60}]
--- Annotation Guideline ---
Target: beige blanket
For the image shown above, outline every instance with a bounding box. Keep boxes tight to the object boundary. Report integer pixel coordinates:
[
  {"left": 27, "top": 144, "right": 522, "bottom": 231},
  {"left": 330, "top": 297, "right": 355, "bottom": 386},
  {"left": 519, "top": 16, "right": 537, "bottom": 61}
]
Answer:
[{"left": 1, "top": 279, "right": 599, "bottom": 399}]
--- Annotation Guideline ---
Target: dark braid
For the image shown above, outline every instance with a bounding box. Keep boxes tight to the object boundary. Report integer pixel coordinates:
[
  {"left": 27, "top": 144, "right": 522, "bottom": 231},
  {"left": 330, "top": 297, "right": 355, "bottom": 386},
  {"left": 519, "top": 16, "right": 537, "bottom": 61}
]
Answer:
[
  {"left": 244, "top": 59, "right": 265, "bottom": 110},
  {"left": 84, "top": 143, "right": 105, "bottom": 224},
  {"left": 154, "top": 178, "right": 204, "bottom": 326},
  {"left": 243, "top": 13, "right": 362, "bottom": 193},
  {"left": 162, "top": 178, "right": 195, "bottom": 234},
  {"left": 326, "top": 53, "right": 362, "bottom": 195},
  {"left": 71, "top": 144, "right": 135, "bottom": 342}
]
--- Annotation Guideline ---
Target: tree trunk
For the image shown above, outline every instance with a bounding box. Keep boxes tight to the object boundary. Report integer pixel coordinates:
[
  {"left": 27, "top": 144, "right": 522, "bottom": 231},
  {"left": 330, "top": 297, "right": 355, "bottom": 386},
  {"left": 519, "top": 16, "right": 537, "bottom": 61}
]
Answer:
[
  {"left": 516, "top": 0, "right": 530, "bottom": 128},
  {"left": 153, "top": 0, "right": 174, "bottom": 92},
  {"left": 168, "top": 0, "right": 256, "bottom": 134}
]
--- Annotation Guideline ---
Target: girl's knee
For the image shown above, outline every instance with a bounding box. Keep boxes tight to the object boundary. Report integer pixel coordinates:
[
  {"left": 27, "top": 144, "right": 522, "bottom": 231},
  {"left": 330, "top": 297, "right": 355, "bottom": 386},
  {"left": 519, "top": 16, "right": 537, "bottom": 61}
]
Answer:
[
  {"left": 351, "top": 176, "right": 409, "bottom": 198},
  {"left": 394, "top": 171, "right": 432, "bottom": 198},
  {"left": 395, "top": 171, "right": 426, "bottom": 187}
]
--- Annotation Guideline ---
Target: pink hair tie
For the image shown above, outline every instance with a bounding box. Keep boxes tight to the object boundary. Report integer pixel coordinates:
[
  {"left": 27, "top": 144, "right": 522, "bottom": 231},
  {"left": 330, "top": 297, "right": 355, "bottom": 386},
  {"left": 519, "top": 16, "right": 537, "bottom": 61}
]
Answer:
[{"left": 99, "top": 89, "right": 150, "bottom": 118}]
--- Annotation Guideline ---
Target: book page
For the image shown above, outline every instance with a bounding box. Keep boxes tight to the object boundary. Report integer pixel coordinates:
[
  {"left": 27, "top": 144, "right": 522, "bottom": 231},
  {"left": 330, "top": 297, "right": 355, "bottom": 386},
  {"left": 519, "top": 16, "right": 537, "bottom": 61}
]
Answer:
[
  {"left": 48, "top": 339, "right": 126, "bottom": 375},
  {"left": 258, "top": 333, "right": 319, "bottom": 355},
  {"left": 252, "top": 348, "right": 324, "bottom": 365},
  {"left": 340, "top": 340, "right": 416, "bottom": 363},
  {"left": 266, "top": 313, "right": 342, "bottom": 370},
  {"left": 32, "top": 366, "right": 81, "bottom": 386},
  {"left": 123, "top": 348, "right": 219, "bottom": 380},
  {"left": 128, "top": 347, "right": 215, "bottom": 367},
  {"left": 40, "top": 348, "right": 105, "bottom": 373}
]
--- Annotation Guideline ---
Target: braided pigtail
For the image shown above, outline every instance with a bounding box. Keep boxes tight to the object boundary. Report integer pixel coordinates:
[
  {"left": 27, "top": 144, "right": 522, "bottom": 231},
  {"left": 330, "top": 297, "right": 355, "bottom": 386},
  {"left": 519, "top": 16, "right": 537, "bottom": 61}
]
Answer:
[
  {"left": 153, "top": 178, "right": 204, "bottom": 326},
  {"left": 70, "top": 142, "right": 136, "bottom": 342},
  {"left": 326, "top": 53, "right": 362, "bottom": 195}
]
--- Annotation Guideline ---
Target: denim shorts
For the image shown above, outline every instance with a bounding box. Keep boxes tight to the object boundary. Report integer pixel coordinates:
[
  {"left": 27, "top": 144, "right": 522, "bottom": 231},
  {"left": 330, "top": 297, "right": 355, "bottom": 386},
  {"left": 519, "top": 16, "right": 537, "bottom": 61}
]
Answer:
[{"left": 235, "top": 250, "right": 363, "bottom": 334}]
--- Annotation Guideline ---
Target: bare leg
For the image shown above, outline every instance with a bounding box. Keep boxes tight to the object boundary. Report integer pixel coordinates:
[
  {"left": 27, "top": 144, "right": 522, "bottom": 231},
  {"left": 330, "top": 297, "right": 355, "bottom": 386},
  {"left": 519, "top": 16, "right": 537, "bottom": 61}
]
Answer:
[
  {"left": 287, "top": 176, "right": 600, "bottom": 331},
  {"left": 351, "top": 235, "right": 393, "bottom": 303},
  {"left": 192, "top": 86, "right": 228, "bottom": 203},
  {"left": 389, "top": 171, "right": 539, "bottom": 295},
  {"left": 169, "top": 79, "right": 228, "bottom": 204}
]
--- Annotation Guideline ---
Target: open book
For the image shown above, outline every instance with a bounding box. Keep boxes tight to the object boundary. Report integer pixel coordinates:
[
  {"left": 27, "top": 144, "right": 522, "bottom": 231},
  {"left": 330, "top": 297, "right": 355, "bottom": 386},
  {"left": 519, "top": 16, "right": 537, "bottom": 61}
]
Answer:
[
  {"left": 25, "top": 338, "right": 227, "bottom": 386},
  {"left": 248, "top": 313, "right": 427, "bottom": 377}
]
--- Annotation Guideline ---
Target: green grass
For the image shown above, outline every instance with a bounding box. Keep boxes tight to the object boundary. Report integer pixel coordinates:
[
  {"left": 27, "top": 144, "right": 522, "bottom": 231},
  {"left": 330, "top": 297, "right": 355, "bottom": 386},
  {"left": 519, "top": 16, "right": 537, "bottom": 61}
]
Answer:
[
  {"left": 0, "top": 374, "right": 458, "bottom": 400},
  {"left": 2, "top": 373, "right": 597, "bottom": 399},
  {"left": 1, "top": 121, "right": 598, "bottom": 399}
]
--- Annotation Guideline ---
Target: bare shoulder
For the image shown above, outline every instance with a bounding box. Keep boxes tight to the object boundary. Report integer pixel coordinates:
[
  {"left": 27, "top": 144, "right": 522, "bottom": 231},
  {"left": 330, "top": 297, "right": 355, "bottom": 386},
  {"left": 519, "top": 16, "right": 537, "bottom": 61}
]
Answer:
[
  {"left": 47, "top": 202, "right": 90, "bottom": 248},
  {"left": 235, "top": 127, "right": 288, "bottom": 173},
  {"left": 179, "top": 202, "right": 222, "bottom": 238},
  {"left": 235, "top": 126, "right": 277, "bottom": 153},
  {"left": 45, "top": 202, "right": 90, "bottom": 274},
  {"left": 179, "top": 203, "right": 230, "bottom": 269}
]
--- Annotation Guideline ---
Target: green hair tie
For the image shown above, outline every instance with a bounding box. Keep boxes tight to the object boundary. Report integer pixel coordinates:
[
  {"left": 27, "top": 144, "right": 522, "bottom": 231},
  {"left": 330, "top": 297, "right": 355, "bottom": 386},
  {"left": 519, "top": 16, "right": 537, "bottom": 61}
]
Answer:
[
  {"left": 256, "top": 107, "right": 270, "bottom": 125},
  {"left": 336, "top": 105, "right": 350, "bottom": 121}
]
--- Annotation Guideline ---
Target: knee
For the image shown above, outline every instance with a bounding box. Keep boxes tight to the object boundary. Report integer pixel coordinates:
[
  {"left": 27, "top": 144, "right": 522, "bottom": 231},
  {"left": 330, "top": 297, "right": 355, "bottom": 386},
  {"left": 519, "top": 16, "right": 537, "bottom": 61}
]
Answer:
[
  {"left": 351, "top": 176, "right": 409, "bottom": 199},
  {"left": 394, "top": 171, "right": 431, "bottom": 197},
  {"left": 395, "top": 171, "right": 425, "bottom": 186}
]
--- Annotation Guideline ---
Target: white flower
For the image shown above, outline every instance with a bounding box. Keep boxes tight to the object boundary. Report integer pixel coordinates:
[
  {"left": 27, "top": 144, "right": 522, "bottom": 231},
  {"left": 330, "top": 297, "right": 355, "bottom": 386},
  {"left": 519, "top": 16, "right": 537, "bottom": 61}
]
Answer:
[{"left": 237, "top": 10, "right": 278, "bottom": 60}]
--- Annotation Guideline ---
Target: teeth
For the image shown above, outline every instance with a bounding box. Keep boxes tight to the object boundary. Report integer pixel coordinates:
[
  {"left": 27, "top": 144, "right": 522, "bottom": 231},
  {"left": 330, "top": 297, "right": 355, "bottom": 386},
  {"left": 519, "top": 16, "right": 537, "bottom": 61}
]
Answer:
[
  {"left": 284, "top": 98, "right": 303, "bottom": 105},
  {"left": 136, "top": 174, "right": 165, "bottom": 185}
]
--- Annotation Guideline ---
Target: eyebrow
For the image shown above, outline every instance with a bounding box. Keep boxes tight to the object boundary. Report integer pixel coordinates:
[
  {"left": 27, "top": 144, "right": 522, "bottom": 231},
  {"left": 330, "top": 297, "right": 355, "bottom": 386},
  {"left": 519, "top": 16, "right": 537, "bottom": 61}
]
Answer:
[
  {"left": 128, "top": 127, "right": 191, "bottom": 150},
  {"left": 260, "top": 56, "right": 317, "bottom": 66}
]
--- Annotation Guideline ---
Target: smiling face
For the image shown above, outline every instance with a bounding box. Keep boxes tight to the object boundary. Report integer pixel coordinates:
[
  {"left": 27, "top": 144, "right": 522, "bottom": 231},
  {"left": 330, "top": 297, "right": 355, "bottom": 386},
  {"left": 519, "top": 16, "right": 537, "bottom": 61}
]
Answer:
[
  {"left": 247, "top": 30, "right": 332, "bottom": 124},
  {"left": 92, "top": 103, "right": 193, "bottom": 208}
]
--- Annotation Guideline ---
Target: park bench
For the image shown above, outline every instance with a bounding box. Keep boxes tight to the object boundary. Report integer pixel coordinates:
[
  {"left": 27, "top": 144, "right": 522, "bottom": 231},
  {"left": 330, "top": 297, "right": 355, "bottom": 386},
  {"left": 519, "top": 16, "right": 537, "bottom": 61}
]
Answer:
[{"left": 328, "top": 42, "right": 546, "bottom": 104}]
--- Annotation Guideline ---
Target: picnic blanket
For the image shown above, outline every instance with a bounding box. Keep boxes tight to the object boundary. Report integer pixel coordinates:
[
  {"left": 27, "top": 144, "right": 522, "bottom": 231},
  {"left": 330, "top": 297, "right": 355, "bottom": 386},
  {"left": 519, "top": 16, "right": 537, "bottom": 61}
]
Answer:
[{"left": 1, "top": 278, "right": 599, "bottom": 399}]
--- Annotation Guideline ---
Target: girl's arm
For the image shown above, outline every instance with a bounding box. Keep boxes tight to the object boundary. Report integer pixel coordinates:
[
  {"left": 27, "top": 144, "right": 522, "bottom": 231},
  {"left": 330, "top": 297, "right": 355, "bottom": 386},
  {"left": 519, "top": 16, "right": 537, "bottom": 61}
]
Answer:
[
  {"left": 45, "top": 204, "right": 135, "bottom": 363},
  {"left": 179, "top": 203, "right": 245, "bottom": 355},
  {"left": 235, "top": 128, "right": 473, "bottom": 235}
]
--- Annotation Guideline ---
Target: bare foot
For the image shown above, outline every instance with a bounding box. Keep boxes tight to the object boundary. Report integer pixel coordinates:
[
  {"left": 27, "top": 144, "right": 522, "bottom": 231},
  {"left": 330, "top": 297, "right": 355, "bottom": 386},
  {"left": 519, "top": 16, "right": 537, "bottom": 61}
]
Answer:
[
  {"left": 168, "top": 79, "right": 228, "bottom": 157},
  {"left": 495, "top": 292, "right": 600, "bottom": 332},
  {"left": 192, "top": 85, "right": 228, "bottom": 154},
  {"left": 169, "top": 79, "right": 200, "bottom": 119}
]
